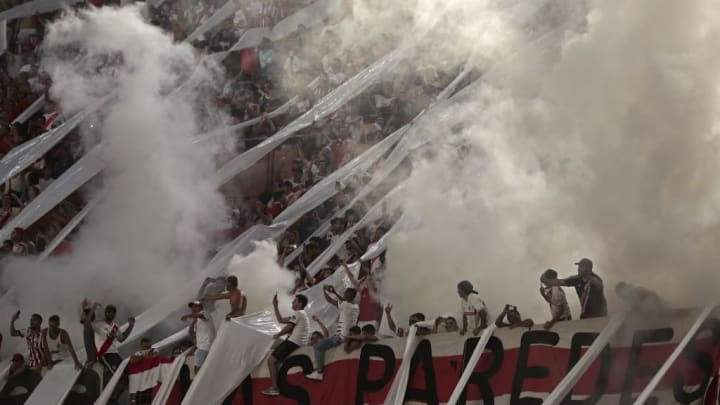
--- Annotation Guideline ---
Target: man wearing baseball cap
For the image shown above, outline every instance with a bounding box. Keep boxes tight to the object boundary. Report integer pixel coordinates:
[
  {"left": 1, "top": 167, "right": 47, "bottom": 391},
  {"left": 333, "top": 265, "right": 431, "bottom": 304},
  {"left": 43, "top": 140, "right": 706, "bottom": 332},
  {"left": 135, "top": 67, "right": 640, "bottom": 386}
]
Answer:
[
  {"left": 541, "top": 258, "right": 608, "bottom": 319},
  {"left": 181, "top": 301, "right": 215, "bottom": 373}
]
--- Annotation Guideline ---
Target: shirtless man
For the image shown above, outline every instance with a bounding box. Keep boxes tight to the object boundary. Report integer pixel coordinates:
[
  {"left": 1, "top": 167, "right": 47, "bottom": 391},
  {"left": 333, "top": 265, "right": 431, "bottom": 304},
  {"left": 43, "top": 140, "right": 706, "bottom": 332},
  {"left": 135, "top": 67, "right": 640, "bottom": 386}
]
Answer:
[{"left": 202, "top": 275, "right": 247, "bottom": 321}]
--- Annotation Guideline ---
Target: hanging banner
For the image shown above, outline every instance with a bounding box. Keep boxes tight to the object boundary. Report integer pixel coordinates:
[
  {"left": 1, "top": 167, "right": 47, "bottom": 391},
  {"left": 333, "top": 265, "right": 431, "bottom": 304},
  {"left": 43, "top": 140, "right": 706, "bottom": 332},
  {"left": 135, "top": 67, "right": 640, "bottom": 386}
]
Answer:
[
  {"left": 0, "top": 0, "right": 81, "bottom": 22},
  {"left": 198, "top": 311, "right": 720, "bottom": 405}
]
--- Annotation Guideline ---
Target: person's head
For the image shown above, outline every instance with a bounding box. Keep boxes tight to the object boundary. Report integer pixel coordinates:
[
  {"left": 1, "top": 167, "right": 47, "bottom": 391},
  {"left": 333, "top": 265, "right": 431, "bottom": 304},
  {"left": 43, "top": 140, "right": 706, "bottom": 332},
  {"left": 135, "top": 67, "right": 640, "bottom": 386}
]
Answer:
[
  {"left": 310, "top": 331, "right": 323, "bottom": 346},
  {"left": 10, "top": 227, "right": 23, "bottom": 243},
  {"left": 48, "top": 314, "right": 60, "bottom": 330},
  {"left": 11, "top": 353, "right": 24, "bottom": 368},
  {"left": 408, "top": 312, "right": 425, "bottom": 326},
  {"left": 343, "top": 287, "right": 357, "bottom": 302},
  {"left": 105, "top": 305, "right": 117, "bottom": 321},
  {"left": 457, "top": 280, "right": 476, "bottom": 299},
  {"left": 444, "top": 316, "right": 459, "bottom": 332},
  {"left": 361, "top": 324, "right": 376, "bottom": 337},
  {"left": 542, "top": 269, "right": 558, "bottom": 287},
  {"left": 575, "top": 258, "right": 593, "bottom": 277},
  {"left": 349, "top": 326, "right": 361, "bottom": 336},
  {"left": 226, "top": 275, "right": 238, "bottom": 290},
  {"left": 140, "top": 337, "right": 152, "bottom": 350},
  {"left": 506, "top": 305, "right": 521, "bottom": 323},
  {"left": 293, "top": 294, "right": 308, "bottom": 310},
  {"left": 331, "top": 217, "right": 345, "bottom": 233},
  {"left": 30, "top": 313, "right": 42, "bottom": 329},
  {"left": 188, "top": 301, "right": 203, "bottom": 314}
]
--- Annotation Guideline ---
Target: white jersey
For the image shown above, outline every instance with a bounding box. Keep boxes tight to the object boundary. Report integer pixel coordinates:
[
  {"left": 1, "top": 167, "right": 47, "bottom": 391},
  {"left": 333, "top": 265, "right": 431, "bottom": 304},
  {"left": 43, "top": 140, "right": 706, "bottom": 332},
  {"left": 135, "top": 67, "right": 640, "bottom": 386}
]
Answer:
[
  {"left": 287, "top": 310, "right": 310, "bottom": 346},
  {"left": 92, "top": 320, "right": 120, "bottom": 354},
  {"left": 544, "top": 286, "right": 571, "bottom": 320},
  {"left": 193, "top": 311, "right": 215, "bottom": 351},
  {"left": 462, "top": 294, "right": 489, "bottom": 330},
  {"left": 336, "top": 301, "right": 359, "bottom": 337}
]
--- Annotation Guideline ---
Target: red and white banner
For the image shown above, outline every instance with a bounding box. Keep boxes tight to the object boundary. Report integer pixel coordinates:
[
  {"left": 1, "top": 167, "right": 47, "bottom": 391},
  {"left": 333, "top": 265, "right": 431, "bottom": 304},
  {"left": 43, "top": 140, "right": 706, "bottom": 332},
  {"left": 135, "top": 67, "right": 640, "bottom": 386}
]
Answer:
[
  {"left": 197, "top": 311, "right": 720, "bottom": 405},
  {"left": 128, "top": 357, "right": 175, "bottom": 394}
]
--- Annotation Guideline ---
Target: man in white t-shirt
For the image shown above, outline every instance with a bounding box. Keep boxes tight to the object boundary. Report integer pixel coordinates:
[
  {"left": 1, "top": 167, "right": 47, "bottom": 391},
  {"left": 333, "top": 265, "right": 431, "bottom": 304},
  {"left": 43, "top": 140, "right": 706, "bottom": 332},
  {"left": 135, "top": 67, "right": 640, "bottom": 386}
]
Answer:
[
  {"left": 262, "top": 294, "right": 309, "bottom": 397},
  {"left": 540, "top": 269, "right": 572, "bottom": 330},
  {"left": 182, "top": 301, "right": 215, "bottom": 373},
  {"left": 84, "top": 304, "right": 135, "bottom": 371},
  {"left": 457, "top": 280, "right": 489, "bottom": 336},
  {"left": 305, "top": 286, "right": 358, "bottom": 381}
]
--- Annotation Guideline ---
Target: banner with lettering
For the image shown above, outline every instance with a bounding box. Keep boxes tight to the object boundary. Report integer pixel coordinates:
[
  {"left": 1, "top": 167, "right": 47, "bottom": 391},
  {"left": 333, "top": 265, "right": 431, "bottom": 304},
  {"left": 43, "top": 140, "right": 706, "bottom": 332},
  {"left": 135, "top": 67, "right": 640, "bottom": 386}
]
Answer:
[{"left": 207, "top": 311, "right": 720, "bottom": 405}]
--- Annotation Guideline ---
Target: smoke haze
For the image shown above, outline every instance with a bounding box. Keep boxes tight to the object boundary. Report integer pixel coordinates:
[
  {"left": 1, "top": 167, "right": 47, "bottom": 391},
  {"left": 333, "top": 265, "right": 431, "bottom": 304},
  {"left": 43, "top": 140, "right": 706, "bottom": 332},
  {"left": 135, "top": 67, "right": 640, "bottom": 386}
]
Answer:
[
  {"left": 383, "top": 0, "right": 720, "bottom": 324},
  {"left": 1, "top": 5, "right": 227, "bottom": 354}
]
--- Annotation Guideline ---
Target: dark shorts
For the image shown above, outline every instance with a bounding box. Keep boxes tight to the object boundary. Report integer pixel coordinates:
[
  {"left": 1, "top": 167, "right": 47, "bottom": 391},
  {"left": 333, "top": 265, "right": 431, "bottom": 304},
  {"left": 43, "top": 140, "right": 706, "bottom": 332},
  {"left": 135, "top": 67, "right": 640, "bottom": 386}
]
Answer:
[
  {"left": 134, "top": 387, "right": 153, "bottom": 404},
  {"left": 102, "top": 353, "right": 122, "bottom": 372},
  {"left": 271, "top": 340, "right": 299, "bottom": 362}
]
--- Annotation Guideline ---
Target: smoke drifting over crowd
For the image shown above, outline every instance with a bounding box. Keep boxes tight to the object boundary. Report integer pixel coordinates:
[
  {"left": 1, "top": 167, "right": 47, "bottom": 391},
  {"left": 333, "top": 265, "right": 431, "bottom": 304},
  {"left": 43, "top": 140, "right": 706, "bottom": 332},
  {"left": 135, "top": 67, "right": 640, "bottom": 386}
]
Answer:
[
  {"left": 384, "top": 0, "right": 720, "bottom": 321},
  {"left": 2, "top": 4, "right": 227, "bottom": 343}
]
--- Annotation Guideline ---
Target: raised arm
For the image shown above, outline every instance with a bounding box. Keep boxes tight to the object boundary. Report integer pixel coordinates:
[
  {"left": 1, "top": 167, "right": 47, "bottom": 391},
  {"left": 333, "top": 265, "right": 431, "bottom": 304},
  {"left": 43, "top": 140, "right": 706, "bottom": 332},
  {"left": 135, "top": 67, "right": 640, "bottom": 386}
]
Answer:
[
  {"left": 61, "top": 330, "right": 83, "bottom": 369},
  {"left": 272, "top": 294, "right": 291, "bottom": 324},
  {"left": 312, "top": 315, "right": 329, "bottom": 337},
  {"left": 342, "top": 263, "right": 361, "bottom": 290},
  {"left": 323, "top": 285, "right": 339, "bottom": 306},
  {"left": 202, "top": 292, "right": 230, "bottom": 302},
  {"left": 10, "top": 310, "right": 21, "bottom": 337},
  {"left": 384, "top": 304, "right": 398, "bottom": 334},
  {"left": 117, "top": 317, "right": 135, "bottom": 343},
  {"left": 495, "top": 308, "right": 509, "bottom": 328}
]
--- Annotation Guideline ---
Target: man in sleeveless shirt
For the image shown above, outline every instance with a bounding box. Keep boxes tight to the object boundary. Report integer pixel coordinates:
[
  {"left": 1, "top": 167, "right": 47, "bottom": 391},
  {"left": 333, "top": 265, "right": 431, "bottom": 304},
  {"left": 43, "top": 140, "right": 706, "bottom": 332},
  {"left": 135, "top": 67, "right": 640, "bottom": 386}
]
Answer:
[{"left": 42, "top": 315, "right": 82, "bottom": 369}]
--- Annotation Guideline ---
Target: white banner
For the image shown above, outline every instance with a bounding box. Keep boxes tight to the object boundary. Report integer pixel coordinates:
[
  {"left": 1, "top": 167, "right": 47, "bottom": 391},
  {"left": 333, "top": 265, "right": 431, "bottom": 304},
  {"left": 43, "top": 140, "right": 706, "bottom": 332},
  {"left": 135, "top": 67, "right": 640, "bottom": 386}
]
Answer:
[
  {"left": 232, "top": 311, "right": 720, "bottom": 405},
  {"left": 0, "top": 0, "right": 81, "bottom": 22}
]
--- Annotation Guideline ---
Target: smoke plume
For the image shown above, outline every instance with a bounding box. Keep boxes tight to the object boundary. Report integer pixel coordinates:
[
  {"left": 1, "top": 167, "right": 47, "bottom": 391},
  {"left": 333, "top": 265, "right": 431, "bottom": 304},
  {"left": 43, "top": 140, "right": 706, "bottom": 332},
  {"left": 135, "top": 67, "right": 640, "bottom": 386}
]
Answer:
[{"left": 383, "top": 0, "right": 720, "bottom": 324}]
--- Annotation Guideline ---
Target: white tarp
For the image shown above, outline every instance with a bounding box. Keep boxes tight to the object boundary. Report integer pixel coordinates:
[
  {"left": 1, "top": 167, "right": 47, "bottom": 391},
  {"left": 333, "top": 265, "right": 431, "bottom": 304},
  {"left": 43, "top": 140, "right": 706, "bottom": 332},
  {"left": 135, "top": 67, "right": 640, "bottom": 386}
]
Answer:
[
  {"left": 0, "top": 0, "right": 82, "bottom": 22},
  {"left": 36, "top": 190, "right": 104, "bottom": 262},
  {"left": 0, "top": 144, "right": 103, "bottom": 241},
  {"left": 24, "top": 360, "right": 82, "bottom": 405},
  {"left": 224, "top": 0, "right": 338, "bottom": 54},
  {"left": 150, "top": 348, "right": 192, "bottom": 405},
  {"left": 94, "top": 357, "right": 130, "bottom": 405},
  {"left": 0, "top": 20, "right": 6, "bottom": 55},
  {"left": 213, "top": 44, "right": 410, "bottom": 187},
  {"left": 0, "top": 110, "right": 85, "bottom": 187},
  {"left": 185, "top": 0, "right": 237, "bottom": 43},
  {"left": 180, "top": 318, "right": 275, "bottom": 405},
  {"left": 11, "top": 95, "right": 46, "bottom": 125}
]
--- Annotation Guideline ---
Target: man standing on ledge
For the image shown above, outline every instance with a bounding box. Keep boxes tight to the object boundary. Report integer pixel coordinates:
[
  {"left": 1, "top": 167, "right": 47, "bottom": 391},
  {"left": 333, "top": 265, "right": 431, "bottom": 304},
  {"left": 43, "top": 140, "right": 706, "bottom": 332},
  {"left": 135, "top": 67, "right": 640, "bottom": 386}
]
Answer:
[
  {"left": 541, "top": 258, "right": 607, "bottom": 319},
  {"left": 202, "top": 275, "right": 247, "bottom": 321}
]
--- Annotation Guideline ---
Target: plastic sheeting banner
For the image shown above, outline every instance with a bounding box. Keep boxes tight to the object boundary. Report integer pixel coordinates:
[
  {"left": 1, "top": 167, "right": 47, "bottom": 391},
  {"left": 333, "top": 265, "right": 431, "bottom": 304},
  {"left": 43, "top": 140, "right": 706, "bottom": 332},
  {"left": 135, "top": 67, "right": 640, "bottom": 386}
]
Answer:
[
  {"left": 185, "top": 0, "right": 237, "bottom": 43},
  {"left": 203, "top": 312, "right": 720, "bottom": 405},
  {"left": 0, "top": 144, "right": 103, "bottom": 241},
  {"left": 0, "top": 0, "right": 82, "bottom": 22}
]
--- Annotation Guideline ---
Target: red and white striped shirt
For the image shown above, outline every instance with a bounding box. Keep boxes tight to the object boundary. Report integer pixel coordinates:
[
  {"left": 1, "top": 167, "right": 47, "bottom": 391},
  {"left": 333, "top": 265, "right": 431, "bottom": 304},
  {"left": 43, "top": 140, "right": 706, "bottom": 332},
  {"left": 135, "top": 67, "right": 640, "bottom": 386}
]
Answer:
[{"left": 19, "top": 328, "right": 43, "bottom": 368}]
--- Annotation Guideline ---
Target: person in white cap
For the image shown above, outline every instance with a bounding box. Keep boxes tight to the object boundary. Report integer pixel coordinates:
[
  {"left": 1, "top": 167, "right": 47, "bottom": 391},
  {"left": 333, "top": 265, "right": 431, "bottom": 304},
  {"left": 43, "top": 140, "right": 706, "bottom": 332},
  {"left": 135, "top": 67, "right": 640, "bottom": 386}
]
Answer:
[{"left": 181, "top": 301, "right": 215, "bottom": 373}]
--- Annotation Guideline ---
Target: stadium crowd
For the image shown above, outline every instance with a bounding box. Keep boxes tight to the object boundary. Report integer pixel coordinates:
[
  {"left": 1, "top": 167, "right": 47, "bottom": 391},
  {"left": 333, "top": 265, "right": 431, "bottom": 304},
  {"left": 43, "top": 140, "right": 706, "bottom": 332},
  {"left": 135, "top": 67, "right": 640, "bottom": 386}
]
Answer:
[{"left": 0, "top": 0, "right": 642, "bottom": 404}]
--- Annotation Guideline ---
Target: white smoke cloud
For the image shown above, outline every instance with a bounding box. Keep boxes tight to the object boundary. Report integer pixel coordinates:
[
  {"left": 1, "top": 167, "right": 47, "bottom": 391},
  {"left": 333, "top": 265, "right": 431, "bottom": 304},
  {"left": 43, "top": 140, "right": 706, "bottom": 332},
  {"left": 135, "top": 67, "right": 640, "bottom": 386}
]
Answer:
[
  {"left": 383, "top": 0, "right": 720, "bottom": 324},
  {"left": 1, "top": 4, "right": 228, "bottom": 354}
]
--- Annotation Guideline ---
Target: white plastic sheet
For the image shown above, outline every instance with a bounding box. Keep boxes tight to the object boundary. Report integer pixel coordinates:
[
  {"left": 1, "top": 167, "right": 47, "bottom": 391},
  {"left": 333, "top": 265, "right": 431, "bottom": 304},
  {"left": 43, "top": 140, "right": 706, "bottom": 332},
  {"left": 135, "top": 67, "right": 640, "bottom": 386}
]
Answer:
[
  {"left": 24, "top": 360, "right": 82, "bottom": 405},
  {"left": 383, "top": 325, "right": 420, "bottom": 405},
  {"left": 36, "top": 191, "right": 104, "bottom": 262},
  {"left": 93, "top": 357, "right": 130, "bottom": 405},
  {"left": 213, "top": 44, "right": 410, "bottom": 186},
  {"left": 0, "top": 110, "right": 86, "bottom": 187},
  {"left": 0, "top": 0, "right": 82, "bottom": 22},
  {"left": 0, "top": 145, "right": 103, "bottom": 242},
  {"left": 180, "top": 318, "right": 274, "bottom": 405},
  {"left": 185, "top": 0, "right": 237, "bottom": 43},
  {"left": 0, "top": 20, "right": 6, "bottom": 55},
  {"left": 151, "top": 348, "right": 192, "bottom": 405},
  {"left": 225, "top": 0, "right": 338, "bottom": 54},
  {"left": 11, "top": 95, "right": 46, "bottom": 125}
]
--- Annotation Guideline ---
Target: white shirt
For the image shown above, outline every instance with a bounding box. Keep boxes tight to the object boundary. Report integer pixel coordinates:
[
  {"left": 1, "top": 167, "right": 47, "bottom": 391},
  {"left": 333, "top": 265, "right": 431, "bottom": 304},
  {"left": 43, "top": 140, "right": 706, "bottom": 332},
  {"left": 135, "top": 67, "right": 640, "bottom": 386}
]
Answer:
[
  {"left": 287, "top": 310, "right": 309, "bottom": 346},
  {"left": 336, "top": 301, "right": 359, "bottom": 337},
  {"left": 462, "top": 294, "right": 488, "bottom": 331},
  {"left": 92, "top": 321, "right": 120, "bottom": 354},
  {"left": 193, "top": 311, "right": 215, "bottom": 351},
  {"left": 545, "top": 286, "right": 571, "bottom": 320}
]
